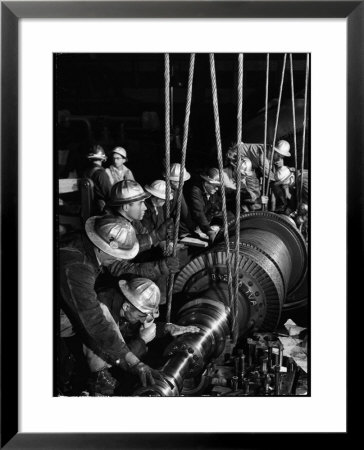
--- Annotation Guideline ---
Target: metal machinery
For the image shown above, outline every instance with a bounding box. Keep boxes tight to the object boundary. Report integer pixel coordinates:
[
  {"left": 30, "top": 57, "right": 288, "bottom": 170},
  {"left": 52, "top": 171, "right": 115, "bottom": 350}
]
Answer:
[{"left": 135, "top": 212, "right": 308, "bottom": 396}]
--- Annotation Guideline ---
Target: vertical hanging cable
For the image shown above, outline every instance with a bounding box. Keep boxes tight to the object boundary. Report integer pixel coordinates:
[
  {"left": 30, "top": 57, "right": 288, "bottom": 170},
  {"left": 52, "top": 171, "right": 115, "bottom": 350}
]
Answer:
[
  {"left": 209, "top": 53, "right": 234, "bottom": 330},
  {"left": 262, "top": 53, "right": 270, "bottom": 208},
  {"left": 166, "top": 53, "right": 195, "bottom": 323},
  {"left": 289, "top": 54, "right": 299, "bottom": 200},
  {"left": 266, "top": 53, "right": 287, "bottom": 197},
  {"left": 164, "top": 54, "right": 171, "bottom": 227},
  {"left": 233, "top": 53, "right": 243, "bottom": 342},
  {"left": 300, "top": 54, "right": 310, "bottom": 203}
]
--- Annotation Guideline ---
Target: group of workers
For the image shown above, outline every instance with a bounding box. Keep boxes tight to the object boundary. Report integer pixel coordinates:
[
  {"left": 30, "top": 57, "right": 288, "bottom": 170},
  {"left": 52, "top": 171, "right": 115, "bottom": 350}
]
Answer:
[{"left": 59, "top": 138, "right": 308, "bottom": 396}]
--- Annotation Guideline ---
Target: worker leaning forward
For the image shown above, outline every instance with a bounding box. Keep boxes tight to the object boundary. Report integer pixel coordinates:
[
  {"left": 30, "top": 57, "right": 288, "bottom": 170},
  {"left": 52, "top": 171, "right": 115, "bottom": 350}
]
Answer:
[
  {"left": 228, "top": 139, "right": 291, "bottom": 181},
  {"left": 59, "top": 213, "right": 182, "bottom": 396},
  {"left": 96, "top": 278, "right": 199, "bottom": 395},
  {"left": 103, "top": 179, "right": 179, "bottom": 302}
]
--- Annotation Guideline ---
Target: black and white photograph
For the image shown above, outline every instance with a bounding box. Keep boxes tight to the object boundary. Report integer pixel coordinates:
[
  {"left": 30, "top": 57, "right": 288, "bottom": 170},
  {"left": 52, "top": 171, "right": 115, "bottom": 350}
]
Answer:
[{"left": 56, "top": 52, "right": 310, "bottom": 398}]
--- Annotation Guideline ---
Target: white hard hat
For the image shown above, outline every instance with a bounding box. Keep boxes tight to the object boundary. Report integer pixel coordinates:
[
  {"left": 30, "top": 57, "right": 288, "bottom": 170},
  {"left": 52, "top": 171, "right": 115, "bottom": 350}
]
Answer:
[
  {"left": 274, "top": 140, "right": 291, "bottom": 157},
  {"left": 85, "top": 215, "right": 139, "bottom": 259},
  {"left": 169, "top": 163, "right": 191, "bottom": 182},
  {"left": 108, "top": 180, "right": 151, "bottom": 206},
  {"left": 144, "top": 180, "right": 173, "bottom": 200},
  {"left": 112, "top": 146, "right": 127, "bottom": 159},
  {"left": 200, "top": 168, "right": 221, "bottom": 186},
  {"left": 87, "top": 144, "right": 107, "bottom": 161},
  {"left": 119, "top": 278, "right": 160, "bottom": 317}
]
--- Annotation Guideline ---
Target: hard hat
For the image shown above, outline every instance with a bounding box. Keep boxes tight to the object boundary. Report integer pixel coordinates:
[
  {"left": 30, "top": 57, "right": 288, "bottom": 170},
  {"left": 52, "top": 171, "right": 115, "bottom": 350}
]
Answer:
[
  {"left": 200, "top": 168, "right": 221, "bottom": 186},
  {"left": 144, "top": 180, "right": 173, "bottom": 200},
  {"left": 169, "top": 163, "right": 191, "bottom": 182},
  {"left": 274, "top": 140, "right": 291, "bottom": 157},
  {"left": 108, "top": 180, "right": 151, "bottom": 207},
  {"left": 85, "top": 215, "right": 139, "bottom": 259},
  {"left": 87, "top": 145, "right": 107, "bottom": 161},
  {"left": 119, "top": 278, "right": 160, "bottom": 317},
  {"left": 240, "top": 157, "right": 253, "bottom": 176},
  {"left": 274, "top": 166, "right": 295, "bottom": 186},
  {"left": 112, "top": 146, "right": 127, "bottom": 161}
]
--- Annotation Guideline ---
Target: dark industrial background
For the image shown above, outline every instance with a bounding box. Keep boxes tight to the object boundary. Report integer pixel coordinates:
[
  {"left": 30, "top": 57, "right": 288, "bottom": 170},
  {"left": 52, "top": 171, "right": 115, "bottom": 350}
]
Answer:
[{"left": 55, "top": 53, "right": 309, "bottom": 186}]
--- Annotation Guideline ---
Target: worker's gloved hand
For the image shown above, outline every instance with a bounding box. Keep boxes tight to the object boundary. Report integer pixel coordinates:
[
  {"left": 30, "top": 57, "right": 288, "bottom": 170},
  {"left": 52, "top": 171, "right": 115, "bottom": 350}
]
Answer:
[
  {"left": 159, "top": 255, "right": 180, "bottom": 274},
  {"left": 139, "top": 322, "right": 156, "bottom": 344},
  {"left": 156, "top": 218, "right": 174, "bottom": 241},
  {"left": 130, "top": 362, "right": 164, "bottom": 387},
  {"left": 165, "top": 323, "right": 200, "bottom": 337}
]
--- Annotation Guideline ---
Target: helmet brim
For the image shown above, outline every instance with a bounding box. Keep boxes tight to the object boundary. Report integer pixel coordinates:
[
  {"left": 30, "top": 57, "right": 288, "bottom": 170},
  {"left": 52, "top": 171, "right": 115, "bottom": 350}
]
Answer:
[
  {"left": 200, "top": 174, "right": 221, "bottom": 186},
  {"left": 85, "top": 216, "right": 139, "bottom": 259},
  {"left": 273, "top": 147, "right": 291, "bottom": 157},
  {"left": 145, "top": 185, "right": 173, "bottom": 200},
  {"left": 87, "top": 155, "right": 107, "bottom": 161},
  {"left": 107, "top": 191, "right": 151, "bottom": 207},
  {"left": 169, "top": 171, "right": 191, "bottom": 182},
  {"left": 119, "top": 281, "right": 159, "bottom": 315}
]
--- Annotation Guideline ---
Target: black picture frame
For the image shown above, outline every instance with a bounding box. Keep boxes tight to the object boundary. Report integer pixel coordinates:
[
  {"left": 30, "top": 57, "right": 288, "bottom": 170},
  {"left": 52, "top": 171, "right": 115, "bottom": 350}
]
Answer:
[{"left": 1, "top": 1, "right": 358, "bottom": 448}]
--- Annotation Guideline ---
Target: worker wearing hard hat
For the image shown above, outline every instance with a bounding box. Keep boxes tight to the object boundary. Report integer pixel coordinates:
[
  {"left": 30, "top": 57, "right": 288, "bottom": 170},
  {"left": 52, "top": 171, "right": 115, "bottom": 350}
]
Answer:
[
  {"left": 104, "top": 180, "right": 180, "bottom": 282},
  {"left": 271, "top": 165, "right": 296, "bottom": 214},
  {"left": 59, "top": 214, "right": 166, "bottom": 396},
  {"left": 223, "top": 156, "right": 262, "bottom": 213},
  {"left": 83, "top": 144, "right": 112, "bottom": 214},
  {"left": 105, "top": 146, "right": 135, "bottom": 186},
  {"left": 227, "top": 139, "right": 291, "bottom": 181},
  {"left": 142, "top": 180, "right": 173, "bottom": 236},
  {"left": 185, "top": 168, "right": 224, "bottom": 243},
  {"left": 91, "top": 278, "right": 199, "bottom": 394},
  {"left": 164, "top": 163, "right": 196, "bottom": 237}
]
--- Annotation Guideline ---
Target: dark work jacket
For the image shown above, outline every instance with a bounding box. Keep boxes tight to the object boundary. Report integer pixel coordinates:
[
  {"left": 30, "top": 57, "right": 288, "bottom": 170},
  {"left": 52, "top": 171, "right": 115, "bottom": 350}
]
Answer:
[
  {"left": 59, "top": 232, "right": 168, "bottom": 367},
  {"left": 99, "top": 287, "right": 167, "bottom": 358},
  {"left": 141, "top": 198, "right": 165, "bottom": 235},
  {"left": 185, "top": 179, "right": 222, "bottom": 233},
  {"left": 83, "top": 165, "right": 112, "bottom": 214},
  {"left": 169, "top": 188, "right": 195, "bottom": 235}
]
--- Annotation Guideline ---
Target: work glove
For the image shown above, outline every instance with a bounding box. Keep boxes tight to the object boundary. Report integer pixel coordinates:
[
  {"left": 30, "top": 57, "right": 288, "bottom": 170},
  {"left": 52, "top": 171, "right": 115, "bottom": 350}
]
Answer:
[
  {"left": 158, "top": 255, "right": 180, "bottom": 274},
  {"left": 129, "top": 361, "right": 164, "bottom": 387},
  {"left": 165, "top": 323, "right": 200, "bottom": 337},
  {"left": 156, "top": 218, "right": 174, "bottom": 241},
  {"left": 139, "top": 322, "right": 157, "bottom": 344}
]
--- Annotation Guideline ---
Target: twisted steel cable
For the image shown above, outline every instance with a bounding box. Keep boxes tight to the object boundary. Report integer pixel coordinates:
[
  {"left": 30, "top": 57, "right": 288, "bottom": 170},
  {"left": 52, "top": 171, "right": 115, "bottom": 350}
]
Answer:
[
  {"left": 232, "top": 53, "right": 243, "bottom": 342},
  {"left": 300, "top": 54, "right": 310, "bottom": 203},
  {"left": 166, "top": 53, "right": 195, "bottom": 323},
  {"left": 165, "top": 54, "right": 171, "bottom": 224},
  {"left": 209, "top": 53, "right": 234, "bottom": 332},
  {"left": 266, "top": 53, "right": 287, "bottom": 197},
  {"left": 289, "top": 54, "right": 299, "bottom": 202},
  {"left": 262, "top": 53, "right": 270, "bottom": 208}
]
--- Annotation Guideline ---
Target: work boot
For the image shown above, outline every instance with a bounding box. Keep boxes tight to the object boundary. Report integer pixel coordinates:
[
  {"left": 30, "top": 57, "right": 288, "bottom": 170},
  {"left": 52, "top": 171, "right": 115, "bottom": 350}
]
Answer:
[{"left": 87, "top": 368, "right": 118, "bottom": 396}]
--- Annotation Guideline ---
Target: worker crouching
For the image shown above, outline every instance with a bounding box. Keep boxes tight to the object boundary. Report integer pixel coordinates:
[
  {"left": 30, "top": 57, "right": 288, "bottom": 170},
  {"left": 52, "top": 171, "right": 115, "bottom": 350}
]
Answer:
[{"left": 97, "top": 278, "right": 199, "bottom": 393}]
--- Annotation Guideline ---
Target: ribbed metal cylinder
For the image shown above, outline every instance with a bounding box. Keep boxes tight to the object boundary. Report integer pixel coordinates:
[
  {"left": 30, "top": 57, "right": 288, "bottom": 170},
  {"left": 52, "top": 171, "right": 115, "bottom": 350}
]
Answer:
[{"left": 134, "top": 212, "right": 307, "bottom": 396}]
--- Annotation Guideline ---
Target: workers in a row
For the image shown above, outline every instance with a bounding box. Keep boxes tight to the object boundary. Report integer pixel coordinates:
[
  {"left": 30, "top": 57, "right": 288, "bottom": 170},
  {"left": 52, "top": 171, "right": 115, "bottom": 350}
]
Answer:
[{"left": 82, "top": 138, "right": 305, "bottom": 245}]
